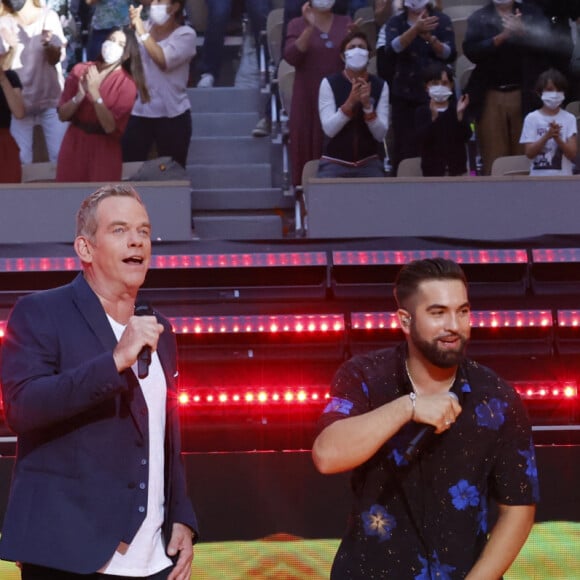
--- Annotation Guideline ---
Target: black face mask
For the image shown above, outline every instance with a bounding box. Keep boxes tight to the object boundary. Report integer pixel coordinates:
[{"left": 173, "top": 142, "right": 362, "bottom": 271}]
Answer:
[{"left": 8, "top": 0, "right": 26, "bottom": 12}]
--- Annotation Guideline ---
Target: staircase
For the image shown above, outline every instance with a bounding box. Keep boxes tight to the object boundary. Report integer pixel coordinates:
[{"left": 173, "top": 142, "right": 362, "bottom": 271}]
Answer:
[{"left": 187, "top": 87, "right": 293, "bottom": 239}]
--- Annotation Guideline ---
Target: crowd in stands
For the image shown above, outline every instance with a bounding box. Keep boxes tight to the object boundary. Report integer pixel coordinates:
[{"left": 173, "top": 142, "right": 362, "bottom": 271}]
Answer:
[{"left": 1, "top": 0, "right": 580, "bottom": 186}]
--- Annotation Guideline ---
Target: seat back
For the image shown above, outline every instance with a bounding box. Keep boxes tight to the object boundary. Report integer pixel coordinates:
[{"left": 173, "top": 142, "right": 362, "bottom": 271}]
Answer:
[
  {"left": 396, "top": 157, "right": 423, "bottom": 177},
  {"left": 490, "top": 155, "right": 530, "bottom": 176},
  {"left": 277, "top": 60, "right": 296, "bottom": 114},
  {"left": 266, "top": 7, "right": 284, "bottom": 66}
]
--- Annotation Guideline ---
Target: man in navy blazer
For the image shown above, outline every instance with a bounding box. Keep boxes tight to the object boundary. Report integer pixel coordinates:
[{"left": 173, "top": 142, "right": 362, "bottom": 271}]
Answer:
[{"left": 0, "top": 184, "right": 198, "bottom": 579}]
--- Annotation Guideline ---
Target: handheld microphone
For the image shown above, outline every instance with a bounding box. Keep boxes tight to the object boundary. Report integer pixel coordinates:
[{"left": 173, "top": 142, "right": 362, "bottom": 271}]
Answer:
[
  {"left": 134, "top": 302, "right": 153, "bottom": 379},
  {"left": 403, "top": 392, "right": 458, "bottom": 462}
]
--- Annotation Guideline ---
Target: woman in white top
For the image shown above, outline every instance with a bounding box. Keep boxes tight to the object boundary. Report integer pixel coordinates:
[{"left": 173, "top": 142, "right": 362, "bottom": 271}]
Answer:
[
  {"left": 123, "top": 0, "right": 196, "bottom": 168},
  {"left": 0, "top": 0, "right": 67, "bottom": 164}
]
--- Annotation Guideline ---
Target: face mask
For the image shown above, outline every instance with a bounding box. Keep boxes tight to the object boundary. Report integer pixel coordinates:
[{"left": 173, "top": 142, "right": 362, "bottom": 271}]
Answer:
[
  {"left": 428, "top": 85, "right": 453, "bottom": 103},
  {"left": 8, "top": 0, "right": 26, "bottom": 12},
  {"left": 101, "top": 40, "right": 124, "bottom": 65},
  {"left": 150, "top": 4, "right": 171, "bottom": 26},
  {"left": 344, "top": 47, "right": 369, "bottom": 71},
  {"left": 311, "top": 0, "right": 335, "bottom": 11},
  {"left": 404, "top": 0, "right": 430, "bottom": 12},
  {"left": 541, "top": 91, "right": 565, "bottom": 110}
]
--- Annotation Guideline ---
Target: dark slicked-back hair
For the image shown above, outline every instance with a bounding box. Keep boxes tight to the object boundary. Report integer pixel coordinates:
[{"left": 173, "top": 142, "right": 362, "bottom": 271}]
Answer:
[{"left": 394, "top": 258, "right": 467, "bottom": 309}]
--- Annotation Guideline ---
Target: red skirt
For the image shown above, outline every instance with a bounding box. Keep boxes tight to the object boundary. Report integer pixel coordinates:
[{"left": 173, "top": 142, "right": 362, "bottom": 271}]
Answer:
[{"left": 0, "top": 128, "right": 22, "bottom": 183}]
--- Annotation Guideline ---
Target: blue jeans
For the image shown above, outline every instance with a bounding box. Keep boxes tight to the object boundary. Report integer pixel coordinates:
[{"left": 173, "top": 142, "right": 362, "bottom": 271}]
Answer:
[
  {"left": 198, "top": 0, "right": 271, "bottom": 78},
  {"left": 317, "top": 158, "right": 385, "bottom": 178}
]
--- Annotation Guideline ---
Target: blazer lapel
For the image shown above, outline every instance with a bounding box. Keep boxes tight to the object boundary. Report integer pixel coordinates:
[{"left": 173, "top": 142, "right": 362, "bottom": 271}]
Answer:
[{"left": 71, "top": 273, "right": 148, "bottom": 437}]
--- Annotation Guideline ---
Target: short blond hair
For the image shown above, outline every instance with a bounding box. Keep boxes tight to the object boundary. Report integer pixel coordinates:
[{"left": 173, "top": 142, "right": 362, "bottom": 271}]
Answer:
[{"left": 76, "top": 184, "right": 144, "bottom": 240}]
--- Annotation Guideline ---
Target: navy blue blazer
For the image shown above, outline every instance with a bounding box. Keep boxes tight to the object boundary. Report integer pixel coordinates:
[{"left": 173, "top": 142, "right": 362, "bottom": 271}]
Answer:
[{"left": 0, "top": 274, "right": 198, "bottom": 574}]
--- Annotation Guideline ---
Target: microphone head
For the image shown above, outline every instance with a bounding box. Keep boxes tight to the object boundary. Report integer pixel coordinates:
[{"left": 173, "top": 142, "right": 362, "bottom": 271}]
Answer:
[{"left": 134, "top": 302, "right": 153, "bottom": 316}]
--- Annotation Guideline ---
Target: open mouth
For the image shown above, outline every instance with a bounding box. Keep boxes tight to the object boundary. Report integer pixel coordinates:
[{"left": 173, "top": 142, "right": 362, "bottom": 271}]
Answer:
[{"left": 122, "top": 256, "right": 144, "bottom": 265}]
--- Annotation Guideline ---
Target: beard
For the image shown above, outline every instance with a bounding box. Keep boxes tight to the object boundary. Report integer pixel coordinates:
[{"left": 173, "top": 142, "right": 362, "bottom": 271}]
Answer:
[{"left": 409, "top": 324, "right": 468, "bottom": 369}]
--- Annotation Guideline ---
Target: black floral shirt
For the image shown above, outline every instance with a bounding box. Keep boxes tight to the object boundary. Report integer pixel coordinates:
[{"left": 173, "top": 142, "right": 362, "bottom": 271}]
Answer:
[{"left": 318, "top": 343, "right": 539, "bottom": 579}]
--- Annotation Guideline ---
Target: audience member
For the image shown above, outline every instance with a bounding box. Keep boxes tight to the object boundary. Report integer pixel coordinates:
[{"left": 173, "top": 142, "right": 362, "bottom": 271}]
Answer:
[
  {"left": 529, "top": 0, "right": 580, "bottom": 78},
  {"left": 520, "top": 67, "right": 577, "bottom": 176},
  {"left": 85, "top": 0, "right": 130, "bottom": 62},
  {"left": 317, "top": 30, "right": 388, "bottom": 177},
  {"left": 0, "top": 37, "right": 24, "bottom": 182},
  {"left": 383, "top": 0, "right": 456, "bottom": 173},
  {"left": 463, "top": 0, "right": 552, "bottom": 175},
  {"left": 123, "top": 0, "right": 196, "bottom": 168},
  {"left": 0, "top": 0, "right": 67, "bottom": 164},
  {"left": 56, "top": 28, "right": 149, "bottom": 181},
  {"left": 197, "top": 0, "right": 272, "bottom": 88},
  {"left": 374, "top": 0, "right": 395, "bottom": 27},
  {"left": 415, "top": 62, "right": 471, "bottom": 176},
  {"left": 284, "top": 0, "right": 351, "bottom": 188}
]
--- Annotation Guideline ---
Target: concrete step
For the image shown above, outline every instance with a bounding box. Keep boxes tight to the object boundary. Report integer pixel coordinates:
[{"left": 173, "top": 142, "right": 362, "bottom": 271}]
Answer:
[
  {"left": 191, "top": 112, "right": 259, "bottom": 137},
  {"left": 188, "top": 163, "right": 272, "bottom": 189},
  {"left": 191, "top": 188, "right": 293, "bottom": 211},
  {"left": 187, "top": 87, "right": 263, "bottom": 113},
  {"left": 187, "top": 136, "right": 271, "bottom": 165},
  {"left": 193, "top": 214, "right": 284, "bottom": 240}
]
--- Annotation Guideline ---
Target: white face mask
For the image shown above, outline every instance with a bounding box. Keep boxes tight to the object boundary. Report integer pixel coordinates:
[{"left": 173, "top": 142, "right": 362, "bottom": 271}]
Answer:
[
  {"left": 311, "top": 0, "right": 335, "bottom": 11},
  {"left": 344, "top": 47, "right": 369, "bottom": 71},
  {"left": 541, "top": 91, "right": 565, "bottom": 110},
  {"left": 150, "top": 4, "right": 171, "bottom": 26},
  {"left": 428, "top": 85, "right": 453, "bottom": 103},
  {"left": 404, "top": 0, "right": 430, "bottom": 12},
  {"left": 101, "top": 40, "right": 124, "bottom": 65}
]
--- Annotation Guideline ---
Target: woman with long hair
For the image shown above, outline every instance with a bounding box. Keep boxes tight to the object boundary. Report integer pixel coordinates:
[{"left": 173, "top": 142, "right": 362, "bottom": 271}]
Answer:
[
  {"left": 284, "top": 1, "right": 351, "bottom": 189},
  {"left": 123, "top": 0, "right": 197, "bottom": 168},
  {"left": 56, "top": 27, "right": 149, "bottom": 181}
]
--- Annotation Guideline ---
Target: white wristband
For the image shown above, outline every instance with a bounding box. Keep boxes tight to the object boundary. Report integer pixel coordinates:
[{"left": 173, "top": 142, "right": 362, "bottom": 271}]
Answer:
[{"left": 139, "top": 33, "right": 150, "bottom": 43}]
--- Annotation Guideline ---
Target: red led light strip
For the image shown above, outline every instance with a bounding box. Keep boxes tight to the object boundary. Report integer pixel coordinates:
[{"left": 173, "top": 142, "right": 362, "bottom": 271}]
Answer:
[
  {"left": 168, "top": 314, "right": 345, "bottom": 334},
  {"left": 532, "top": 248, "right": 580, "bottom": 263},
  {"left": 557, "top": 311, "right": 580, "bottom": 327},
  {"left": 175, "top": 381, "right": 577, "bottom": 407},
  {"left": 352, "top": 310, "right": 553, "bottom": 330},
  {"left": 0, "top": 252, "right": 327, "bottom": 273},
  {"left": 176, "top": 387, "right": 330, "bottom": 407},
  {"left": 333, "top": 249, "right": 528, "bottom": 266}
]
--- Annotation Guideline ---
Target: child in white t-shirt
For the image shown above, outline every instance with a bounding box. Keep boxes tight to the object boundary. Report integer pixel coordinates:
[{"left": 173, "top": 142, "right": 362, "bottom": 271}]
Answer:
[{"left": 520, "top": 68, "right": 577, "bottom": 176}]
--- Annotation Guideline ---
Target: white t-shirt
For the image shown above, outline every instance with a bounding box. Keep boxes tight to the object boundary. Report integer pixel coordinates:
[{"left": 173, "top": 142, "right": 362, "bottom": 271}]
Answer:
[
  {"left": 101, "top": 315, "right": 172, "bottom": 576},
  {"left": 520, "top": 108, "right": 577, "bottom": 176}
]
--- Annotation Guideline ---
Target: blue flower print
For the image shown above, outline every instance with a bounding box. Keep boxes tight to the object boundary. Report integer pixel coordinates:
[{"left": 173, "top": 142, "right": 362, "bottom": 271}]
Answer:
[
  {"left": 390, "top": 448, "right": 408, "bottom": 467},
  {"left": 361, "top": 504, "right": 396, "bottom": 542},
  {"left": 475, "top": 398, "right": 508, "bottom": 430},
  {"left": 415, "top": 551, "right": 456, "bottom": 580},
  {"left": 461, "top": 382, "right": 471, "bottom": 393},
  {"left": 323, "top": 397, "right": 353, "bottom": 415},
  {"left": 477, "top": 496, "right": 488, "bottom": 534},
  {"left": 518, "top": 440, "right": 540, "bottom": 501},
  {"left": 449, "top": 479, "right": 480, "bottom": 511},
  {"left": 361, "top": 381, "right": 369, "bottom": 398}
]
